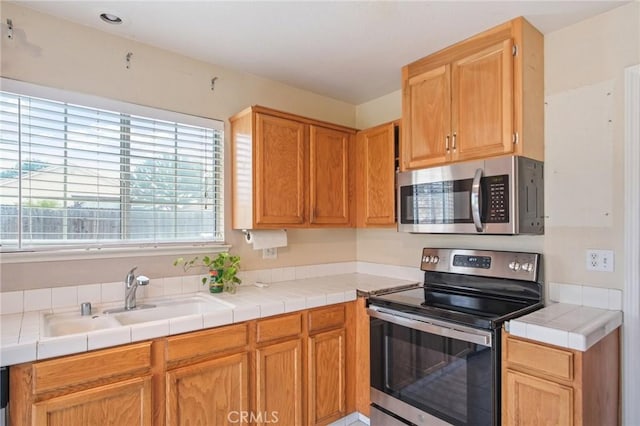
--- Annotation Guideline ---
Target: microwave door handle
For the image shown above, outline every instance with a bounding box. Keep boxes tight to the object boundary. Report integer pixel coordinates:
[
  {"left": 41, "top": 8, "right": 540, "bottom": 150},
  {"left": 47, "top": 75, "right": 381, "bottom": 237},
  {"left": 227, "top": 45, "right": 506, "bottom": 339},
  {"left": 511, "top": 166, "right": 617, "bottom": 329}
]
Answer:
[{"left": 471, "top": 168, "right": 484, "bottom": 232}]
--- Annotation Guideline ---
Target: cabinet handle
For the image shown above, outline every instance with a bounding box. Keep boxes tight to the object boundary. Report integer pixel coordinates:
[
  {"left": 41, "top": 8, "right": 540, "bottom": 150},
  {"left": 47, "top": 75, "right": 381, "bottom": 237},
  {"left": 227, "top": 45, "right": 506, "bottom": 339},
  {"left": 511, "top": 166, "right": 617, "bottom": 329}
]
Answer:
[
  {"left": 445, "top": 135, "right": 450, "bottom": 152},
  {"left": 452, "top": 133, "right": 457, "bottom": 151}
]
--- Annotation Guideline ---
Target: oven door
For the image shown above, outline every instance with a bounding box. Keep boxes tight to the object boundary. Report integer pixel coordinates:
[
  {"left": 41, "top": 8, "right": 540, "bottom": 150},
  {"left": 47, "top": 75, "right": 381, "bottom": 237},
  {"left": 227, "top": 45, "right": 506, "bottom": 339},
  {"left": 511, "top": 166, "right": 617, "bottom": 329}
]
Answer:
[{"left": 368, "top": 307, "right": 499, "bottom": 426}]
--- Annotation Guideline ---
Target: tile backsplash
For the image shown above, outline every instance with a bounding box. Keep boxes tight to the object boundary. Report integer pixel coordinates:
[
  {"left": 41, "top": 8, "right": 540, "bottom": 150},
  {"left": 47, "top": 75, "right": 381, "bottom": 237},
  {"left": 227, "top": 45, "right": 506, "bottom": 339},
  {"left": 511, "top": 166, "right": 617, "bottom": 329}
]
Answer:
[
  {"left": 0, "top": 261, "right": 422, "bottom": 315},
  {"left": 548, "top": 282, "right": 622, "bottom": 310},
  {"left": 0, "top": 263, "right": 624, "bottom": 316}
]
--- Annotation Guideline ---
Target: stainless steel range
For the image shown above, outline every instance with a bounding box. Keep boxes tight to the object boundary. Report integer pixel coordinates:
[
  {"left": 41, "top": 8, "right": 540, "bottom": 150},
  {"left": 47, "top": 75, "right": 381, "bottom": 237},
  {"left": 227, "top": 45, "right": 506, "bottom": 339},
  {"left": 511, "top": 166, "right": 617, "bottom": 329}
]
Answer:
[{"left": 368, "top": 248, "right": 543, "bottom": 426}]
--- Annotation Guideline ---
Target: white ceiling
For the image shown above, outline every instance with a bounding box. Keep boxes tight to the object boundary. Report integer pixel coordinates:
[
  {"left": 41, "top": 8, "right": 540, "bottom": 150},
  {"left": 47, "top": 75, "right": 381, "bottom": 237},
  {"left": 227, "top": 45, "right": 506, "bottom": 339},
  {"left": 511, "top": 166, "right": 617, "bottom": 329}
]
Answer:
[{"left": 14, "top": 1, "right": 627, "bottom": 104}]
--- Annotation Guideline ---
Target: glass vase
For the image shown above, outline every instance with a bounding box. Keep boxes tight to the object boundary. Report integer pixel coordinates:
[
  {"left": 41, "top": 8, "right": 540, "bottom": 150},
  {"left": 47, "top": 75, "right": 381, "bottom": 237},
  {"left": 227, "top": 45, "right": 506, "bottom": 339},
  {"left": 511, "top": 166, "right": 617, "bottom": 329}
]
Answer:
[{"left": 223, "top": 280, "right": 237, "bottom": 294}]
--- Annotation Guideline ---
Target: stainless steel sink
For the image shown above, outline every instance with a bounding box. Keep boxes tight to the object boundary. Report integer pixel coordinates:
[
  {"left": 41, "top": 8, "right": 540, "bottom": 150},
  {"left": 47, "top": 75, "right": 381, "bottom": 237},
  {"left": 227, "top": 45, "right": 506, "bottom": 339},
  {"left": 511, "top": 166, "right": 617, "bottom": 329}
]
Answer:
[{"left": 41, "top": 294, "right": 235, "bottom": 337}]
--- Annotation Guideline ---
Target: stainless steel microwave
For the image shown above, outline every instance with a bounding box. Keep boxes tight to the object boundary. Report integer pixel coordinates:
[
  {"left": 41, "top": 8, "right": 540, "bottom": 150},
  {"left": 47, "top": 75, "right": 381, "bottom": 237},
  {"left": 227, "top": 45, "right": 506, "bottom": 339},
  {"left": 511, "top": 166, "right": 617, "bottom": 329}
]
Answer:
[{"left": 397, "top": 156, "right": 544, "bottom": 234}]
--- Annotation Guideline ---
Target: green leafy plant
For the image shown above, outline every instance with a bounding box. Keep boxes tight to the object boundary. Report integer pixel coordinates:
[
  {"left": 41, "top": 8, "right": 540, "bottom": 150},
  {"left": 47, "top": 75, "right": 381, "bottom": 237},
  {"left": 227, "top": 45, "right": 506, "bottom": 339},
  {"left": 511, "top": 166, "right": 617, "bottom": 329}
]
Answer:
[{"left": 174, "top": 252, "right": 242, "bottom": 286}]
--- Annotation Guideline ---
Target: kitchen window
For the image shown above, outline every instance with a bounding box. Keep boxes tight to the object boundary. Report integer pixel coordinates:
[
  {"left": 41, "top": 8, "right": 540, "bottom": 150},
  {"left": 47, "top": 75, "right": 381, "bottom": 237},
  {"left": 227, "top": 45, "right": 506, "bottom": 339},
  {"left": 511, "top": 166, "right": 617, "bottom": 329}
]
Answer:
[{"left": 0, "top": 79, "right": 224, "bottom": 252}]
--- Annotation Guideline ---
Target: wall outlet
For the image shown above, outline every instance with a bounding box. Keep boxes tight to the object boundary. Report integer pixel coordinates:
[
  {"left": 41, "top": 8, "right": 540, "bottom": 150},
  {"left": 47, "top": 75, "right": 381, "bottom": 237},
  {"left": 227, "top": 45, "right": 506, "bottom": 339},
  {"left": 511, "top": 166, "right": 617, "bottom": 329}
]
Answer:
[
  {"left": 262, "top": 247, "right": 277, "bottom": 259},
  {"left": 586, "top": 249, "right": 614, "bottom": 272}
]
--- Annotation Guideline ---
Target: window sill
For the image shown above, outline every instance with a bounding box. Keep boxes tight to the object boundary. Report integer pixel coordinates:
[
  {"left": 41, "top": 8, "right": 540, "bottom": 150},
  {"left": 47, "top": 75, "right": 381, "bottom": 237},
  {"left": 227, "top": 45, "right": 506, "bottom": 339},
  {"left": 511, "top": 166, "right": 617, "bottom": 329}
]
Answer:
[{"left": 0, "top": 244, "right": 231, "bottom": 264}]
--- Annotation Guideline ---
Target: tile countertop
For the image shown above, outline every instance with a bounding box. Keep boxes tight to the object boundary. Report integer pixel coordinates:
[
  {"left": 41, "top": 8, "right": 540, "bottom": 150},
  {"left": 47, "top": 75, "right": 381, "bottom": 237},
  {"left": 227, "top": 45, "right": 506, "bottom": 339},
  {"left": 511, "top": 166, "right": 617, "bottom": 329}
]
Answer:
[
  {"left": 0, "top": 273, "right": 417, "bottom": 367},
  {"left": 507, "top": 302, "right": 623, "bottom": 352}
]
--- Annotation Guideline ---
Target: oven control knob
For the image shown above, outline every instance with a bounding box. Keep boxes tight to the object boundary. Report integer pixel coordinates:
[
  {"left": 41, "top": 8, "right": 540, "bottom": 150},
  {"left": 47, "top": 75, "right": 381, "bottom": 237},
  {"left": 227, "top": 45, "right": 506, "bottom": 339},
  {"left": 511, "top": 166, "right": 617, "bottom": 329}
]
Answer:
[
  {"left": 522, "top": 262, "right": 533, "bottom": 273},
  {"left": 432, "top": 255, "right": 439, "bottom": 264},
  {"left": 509, "top": 261, "right": 521, "bottom": 271},
  {"left": 423, "top": 255, "right": 431, "bottom": 263}
]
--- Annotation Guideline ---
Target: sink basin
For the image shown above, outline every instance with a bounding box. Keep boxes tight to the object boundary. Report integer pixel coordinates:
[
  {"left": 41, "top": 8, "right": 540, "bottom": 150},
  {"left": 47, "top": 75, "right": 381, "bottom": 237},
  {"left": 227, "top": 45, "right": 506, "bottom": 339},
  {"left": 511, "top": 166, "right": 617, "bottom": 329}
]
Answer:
[
  {"left": 41, "top": 294, "right": 234, "bottom": 337},
  {"left": 42, "top": 312, "right": 122, "bottom": 337},
  {"left": 113, "top": 295, "right": 233, "bottom": 325}
]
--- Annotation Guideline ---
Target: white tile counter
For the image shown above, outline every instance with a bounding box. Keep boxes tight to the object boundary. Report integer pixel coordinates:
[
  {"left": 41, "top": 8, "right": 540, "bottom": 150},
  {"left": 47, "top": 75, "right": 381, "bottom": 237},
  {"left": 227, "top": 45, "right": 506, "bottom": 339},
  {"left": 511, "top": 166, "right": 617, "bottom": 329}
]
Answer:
[
  {"left": 507, "top": 302, "right": 622, "bottom": 351},
  {"left": 0, "top": 273, "right": 417, "bottom": 367}
]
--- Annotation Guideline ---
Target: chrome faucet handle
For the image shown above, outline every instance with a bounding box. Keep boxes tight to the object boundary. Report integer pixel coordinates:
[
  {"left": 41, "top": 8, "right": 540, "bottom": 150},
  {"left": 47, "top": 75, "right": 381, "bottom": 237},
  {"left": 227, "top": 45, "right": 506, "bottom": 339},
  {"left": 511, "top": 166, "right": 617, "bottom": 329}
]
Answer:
[
  {"left": 126, "top": 266, "right": 138, "bottom": 286},
  {"left": 136, "top": 275, "right": 150, "bottom": 286}
]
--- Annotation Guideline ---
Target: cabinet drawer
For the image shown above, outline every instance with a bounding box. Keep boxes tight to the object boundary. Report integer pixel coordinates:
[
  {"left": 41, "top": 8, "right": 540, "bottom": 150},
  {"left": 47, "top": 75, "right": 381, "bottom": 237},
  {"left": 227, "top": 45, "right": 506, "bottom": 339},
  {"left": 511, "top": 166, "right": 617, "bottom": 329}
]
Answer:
[
  {"left": 506, "top": 337, "right": 574, "bottom": 381},
  {"left": 33, "top": 342, "right": 152, "bottom": 394},
  {"left": 308, "top": 305, "right": 346, "bottom": 334},
  {"left": 256, "top": 313, "right": 303, "bottom": 344},
  {"left": 167, "top": 323, "right": 248, "bottom": 363}
]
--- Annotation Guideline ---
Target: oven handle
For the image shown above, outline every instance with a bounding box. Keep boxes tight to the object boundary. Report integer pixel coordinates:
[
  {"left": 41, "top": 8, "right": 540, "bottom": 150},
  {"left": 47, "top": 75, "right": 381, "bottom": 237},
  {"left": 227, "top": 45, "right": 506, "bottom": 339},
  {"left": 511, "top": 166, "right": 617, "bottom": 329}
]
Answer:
[
  {"left": 367, "top": 308, "right": 492, "bottom": 347},
  {"left": 471, "top": 167, "right": 484, "bottom": 233}
]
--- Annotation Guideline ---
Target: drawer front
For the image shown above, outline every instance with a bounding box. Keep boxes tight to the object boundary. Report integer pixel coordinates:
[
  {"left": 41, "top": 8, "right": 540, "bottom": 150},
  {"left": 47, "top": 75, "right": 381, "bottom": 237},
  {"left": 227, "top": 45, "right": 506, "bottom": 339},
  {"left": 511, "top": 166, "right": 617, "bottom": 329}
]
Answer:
[
  {"left": 256, "top": 313, "right": 303, "bottom": 344},
  {"left": 33, "top": 342, "right": 152, "bottom": 394},
  {"left": 167, "top": 323, "right": 249, "bottom": 363},
  {"left": 506, "top": 337, "right": 574, "bottom": 381},
  {"left": 308, "top": 304, "right": 346, "bottom": 334}
]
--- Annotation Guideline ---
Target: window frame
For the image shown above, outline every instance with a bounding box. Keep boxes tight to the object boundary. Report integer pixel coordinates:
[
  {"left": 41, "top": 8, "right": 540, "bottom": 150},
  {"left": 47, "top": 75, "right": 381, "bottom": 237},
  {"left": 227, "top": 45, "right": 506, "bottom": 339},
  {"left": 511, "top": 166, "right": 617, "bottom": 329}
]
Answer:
[{"left": 0, "top": 78, "right": 227, "bottom": 260}]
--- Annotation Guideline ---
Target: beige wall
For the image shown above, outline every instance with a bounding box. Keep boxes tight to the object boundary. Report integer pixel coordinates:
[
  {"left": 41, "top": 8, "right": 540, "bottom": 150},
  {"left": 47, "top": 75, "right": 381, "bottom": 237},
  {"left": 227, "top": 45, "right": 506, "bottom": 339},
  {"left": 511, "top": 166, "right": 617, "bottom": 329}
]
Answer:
[
  {"left": 355, "top": 2, "right": 640, "bottom": 291},
  {"left": 0, "top": 3, "right": 357, "bottom": 290},
  {"left": 542, "top": 2, "right": 639, "bottom": 290}
]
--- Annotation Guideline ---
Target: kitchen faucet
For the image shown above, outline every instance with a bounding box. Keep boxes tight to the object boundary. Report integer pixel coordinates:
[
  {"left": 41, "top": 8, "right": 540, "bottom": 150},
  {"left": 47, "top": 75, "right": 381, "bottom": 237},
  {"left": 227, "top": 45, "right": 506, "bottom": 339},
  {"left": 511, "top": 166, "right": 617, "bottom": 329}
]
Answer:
[
  {"left": 124, "top": 266, "right": 149, "bottom": 310},
  {"left": 103, "top": 267, "right": 154, "bottom": 314}
]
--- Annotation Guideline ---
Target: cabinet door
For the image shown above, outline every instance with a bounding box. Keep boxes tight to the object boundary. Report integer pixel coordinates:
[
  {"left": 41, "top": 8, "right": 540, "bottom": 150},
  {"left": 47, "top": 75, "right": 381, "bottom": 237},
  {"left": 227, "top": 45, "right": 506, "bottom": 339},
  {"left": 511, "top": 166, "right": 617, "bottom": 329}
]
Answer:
[
  {"left": 166, "top": 352, "right": 249, "bottom": 426},
  {"left": 356, "top": 123, "right": 396, "bottom": 227},
  {"left": 308, "top": 328, "right": 346, "bottom": 425},
  {"left": 256, "top": 339, "right": 303, "bottom": 426},
  {"left": 504, "top": 370, "right": 573, "bottom": 426},
  {"left": 401, "top": 64, "right": 451, "bottom": 170},
  {"left": 309, "top": 126, "right": 352, "bottom": 226},
  {"left": 451, "top": 39, "right": 514, "bottom": 162},
  {"left": 32, "top": 376, "right": 152, "bottom": 426},
  {"left": 255, "top": 113, "right": 307, "bottom": 226}
]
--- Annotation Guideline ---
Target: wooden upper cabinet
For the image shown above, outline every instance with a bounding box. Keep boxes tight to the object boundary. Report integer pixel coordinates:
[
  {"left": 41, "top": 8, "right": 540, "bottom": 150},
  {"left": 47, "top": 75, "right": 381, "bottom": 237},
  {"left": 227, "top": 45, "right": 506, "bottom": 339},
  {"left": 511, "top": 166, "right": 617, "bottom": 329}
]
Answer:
[
  {"left": 309, "top": 125, "right": 353, "bottom": 225},
  {"left": 403, "top": 65, "right": 451, "bottom": 169},
  {"left": 452, "top": 39, "right": 514, "bottom": 161},
  {"left": 400, "top": 17, "right": 543, "bottom": 171},
  {"left": 356, "top": 121, "right": 397, "bottom": 227},
  {"left": 230, "top": 106, "right": 356, "bottom": 229},
  {"left": 255, "top": 113, "right": 307, "bottom": 226}
]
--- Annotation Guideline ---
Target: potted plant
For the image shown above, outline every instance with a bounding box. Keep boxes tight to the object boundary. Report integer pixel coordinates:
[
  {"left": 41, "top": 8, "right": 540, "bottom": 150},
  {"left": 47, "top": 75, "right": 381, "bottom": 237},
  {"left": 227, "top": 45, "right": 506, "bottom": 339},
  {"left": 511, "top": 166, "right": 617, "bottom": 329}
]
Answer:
[{"left": 174, "top": 252, "right": 241, "bottom": 294}]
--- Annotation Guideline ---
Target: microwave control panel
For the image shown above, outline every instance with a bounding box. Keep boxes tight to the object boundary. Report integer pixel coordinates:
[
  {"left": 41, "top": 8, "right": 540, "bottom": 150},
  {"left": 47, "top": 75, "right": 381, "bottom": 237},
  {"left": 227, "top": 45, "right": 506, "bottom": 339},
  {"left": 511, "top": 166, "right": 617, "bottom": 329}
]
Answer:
[{"left": 485, "top": 175, "right": 509, "bottom": 223}]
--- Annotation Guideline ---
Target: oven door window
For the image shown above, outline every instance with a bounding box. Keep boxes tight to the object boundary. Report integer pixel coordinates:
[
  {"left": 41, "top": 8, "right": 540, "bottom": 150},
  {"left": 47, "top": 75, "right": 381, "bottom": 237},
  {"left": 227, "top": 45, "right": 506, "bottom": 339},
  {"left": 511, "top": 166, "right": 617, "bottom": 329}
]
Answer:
[{"left": 370, "top": 318, "right": 494, "bottom": 426}]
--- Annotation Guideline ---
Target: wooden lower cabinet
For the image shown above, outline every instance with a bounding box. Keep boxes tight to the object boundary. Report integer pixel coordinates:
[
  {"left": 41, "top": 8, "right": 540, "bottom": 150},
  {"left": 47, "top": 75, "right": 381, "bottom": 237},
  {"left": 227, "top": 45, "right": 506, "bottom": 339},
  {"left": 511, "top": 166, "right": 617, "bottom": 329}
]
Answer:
[
  {"left": 505, "top": 370, "right": 573, "bottom": 425},
  {"left": 308, "top": 328, "right": 346, "bottom": 425},
  {"left": 10, "top": 342, "right": 153, "bottom": 426},
  {"left": 502, "top": 328, "right": 620, "bottom": 426},
  {"left": 166, "top": 353, "right": 249, "bottom": 426},
  {"left": 33, "top": 376, "right": 152, "bottom": 426},
  {"left": 256, "top": 339, "right": 303, "bottom": 425},
  {"left": 10, "top": 303, "right": 356, "bottom": 426}
]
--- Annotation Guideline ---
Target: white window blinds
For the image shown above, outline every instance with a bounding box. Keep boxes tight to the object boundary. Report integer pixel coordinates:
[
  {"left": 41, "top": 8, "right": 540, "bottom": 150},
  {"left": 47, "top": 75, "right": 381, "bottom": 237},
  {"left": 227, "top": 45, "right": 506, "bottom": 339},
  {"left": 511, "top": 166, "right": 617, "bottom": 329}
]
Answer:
[{"left": 0, "top": 85, "right": 224, "bottom": 251}]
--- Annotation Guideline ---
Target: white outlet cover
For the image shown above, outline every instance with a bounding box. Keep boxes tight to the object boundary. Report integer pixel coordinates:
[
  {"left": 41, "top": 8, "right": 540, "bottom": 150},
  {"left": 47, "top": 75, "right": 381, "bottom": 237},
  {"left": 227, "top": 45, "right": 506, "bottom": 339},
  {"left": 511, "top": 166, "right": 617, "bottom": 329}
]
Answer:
[
  {"left": 262, "top": 247, "right": 277, "bottom": 259},
  {"left": 586, "top": 249, "right": 614, "bottom": 272}
]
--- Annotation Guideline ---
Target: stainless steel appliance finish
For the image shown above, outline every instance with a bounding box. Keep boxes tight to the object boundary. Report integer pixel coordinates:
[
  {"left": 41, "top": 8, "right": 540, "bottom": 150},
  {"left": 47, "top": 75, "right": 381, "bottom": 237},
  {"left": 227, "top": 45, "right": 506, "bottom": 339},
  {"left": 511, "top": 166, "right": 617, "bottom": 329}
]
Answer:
[
  {"left": 397, "top": 156, "right": 544, "bottom": 234},
  {"left": 368, "top": 248, "right": 543, "bottom": 426}
]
